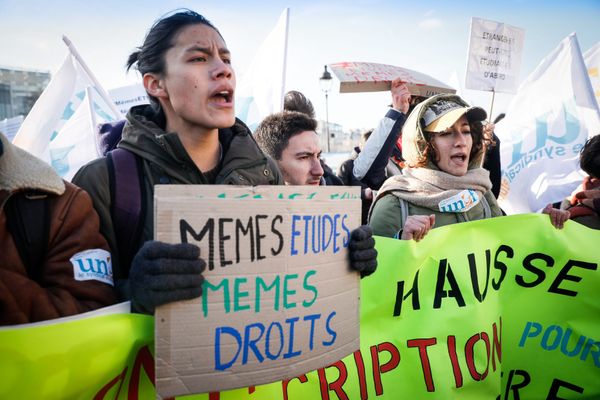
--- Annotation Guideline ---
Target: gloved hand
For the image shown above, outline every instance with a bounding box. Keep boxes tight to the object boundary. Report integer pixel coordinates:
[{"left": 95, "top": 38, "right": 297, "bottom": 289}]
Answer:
[
  {"left": 348, "top": 225, "right": 378, "bottom": 277},
  {"left": 129, "top": 240, "right": 206, "bottom": 314}
]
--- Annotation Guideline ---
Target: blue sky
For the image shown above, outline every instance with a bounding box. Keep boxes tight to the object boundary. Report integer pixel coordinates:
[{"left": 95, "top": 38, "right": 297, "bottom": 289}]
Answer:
[{"left": 0, "top": 0, "right": 598, "bottom": 129}]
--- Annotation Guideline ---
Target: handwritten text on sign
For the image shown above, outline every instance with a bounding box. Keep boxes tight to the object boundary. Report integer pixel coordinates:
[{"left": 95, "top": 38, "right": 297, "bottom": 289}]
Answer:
[
  {"left": 153, "top": 185, "right": 361, "bottom": 398},
  {"left": 329, "top": 62, "right": 456, "bottom": 96},
  {"left": 466, "top": 17, "right": 525, "bottom": 93}
]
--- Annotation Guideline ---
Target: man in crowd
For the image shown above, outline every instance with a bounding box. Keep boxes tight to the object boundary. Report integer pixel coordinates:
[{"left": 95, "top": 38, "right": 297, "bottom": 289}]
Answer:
[
  {"left": 283, "top": 90, "right": 343, "bottom": 185},
  {"left": 254, "top": 111, "right": 378, "bottom": 276}
]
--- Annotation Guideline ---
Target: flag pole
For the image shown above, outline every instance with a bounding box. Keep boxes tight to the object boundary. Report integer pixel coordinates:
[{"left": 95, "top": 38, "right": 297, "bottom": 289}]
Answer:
[
  {"left": 62, "top": 35, "right": 123, "bottom": 119},
  {"left": 279, "top": 8, "right": 290, "bottom": 111},
  {"left": 488, "top": 89, "right": 496, "bottom": 123},
  {"left": 85, "top": 86, "right": 102, "bottom": 157}
]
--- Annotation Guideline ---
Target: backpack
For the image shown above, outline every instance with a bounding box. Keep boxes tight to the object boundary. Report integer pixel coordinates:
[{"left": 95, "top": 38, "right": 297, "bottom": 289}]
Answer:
[
  {"left": 98, "top": 120, "right": 146, "bottom": 271},
  {"left": 106, "top": 147, "right": 145, "bottom": 272}
]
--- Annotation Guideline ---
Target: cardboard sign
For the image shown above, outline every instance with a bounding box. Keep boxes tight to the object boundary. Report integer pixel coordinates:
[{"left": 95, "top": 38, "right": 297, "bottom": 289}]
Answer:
[
  {"left": 329, "top": 62, "right": 456, "bottom": 96},
  {"left": 153, "top": 185, "right": 361, "bottom": 397},
  {"left": 465, "top": 17, "right": 525, "bottom": 93}
]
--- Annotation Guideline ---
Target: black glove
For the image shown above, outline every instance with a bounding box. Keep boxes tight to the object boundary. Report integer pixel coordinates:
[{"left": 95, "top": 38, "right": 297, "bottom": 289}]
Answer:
[
  {"left": 349, "top": 225, "right": 378, "bottom": 277},
  {"left": 129, "top": 241, "right": 206, "bottom": 314}
]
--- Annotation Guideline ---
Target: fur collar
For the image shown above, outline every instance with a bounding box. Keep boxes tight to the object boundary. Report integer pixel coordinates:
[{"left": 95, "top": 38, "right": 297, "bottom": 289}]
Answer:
[{"left": 0, "top": 133, "right": 64, "bottom": 195}]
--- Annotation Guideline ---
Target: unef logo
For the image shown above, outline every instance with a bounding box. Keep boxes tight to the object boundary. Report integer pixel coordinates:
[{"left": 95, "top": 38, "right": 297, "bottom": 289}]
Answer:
[
  {"left": 438, "top": 190, "right": 480, "bottom": 213},
  {"left": 70, "top": 249, "right": 114, "bottom": 286},
  {"left": 506, "top": 98, "right": 581, "bottom": 169}
]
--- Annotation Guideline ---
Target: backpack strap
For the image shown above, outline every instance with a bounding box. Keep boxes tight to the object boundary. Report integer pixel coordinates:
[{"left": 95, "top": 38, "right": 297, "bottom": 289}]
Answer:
[
  {"left": 107, "top": 148, "right": 146, "bottom": 275},
  {"left": 394, "top": 197, "right": 409, "bottom": 239},
  {"left": 5, "top": 191, "right": 50, "bottom": 280},
  {"left": 481, "top": 192, "right": 492, "bottom": 219}
]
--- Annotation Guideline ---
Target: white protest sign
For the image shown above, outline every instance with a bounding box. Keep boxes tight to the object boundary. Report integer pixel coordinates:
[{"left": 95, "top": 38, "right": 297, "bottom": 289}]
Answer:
[
  {"left": 466, "top": 17, "right": 525, "bottom": 93},
  {"left": 154, "top": 185, "right": 361, "bottom": 398},
  {"left": 329, "top": 62, "right": 455, "bottom": 97},
  {"left": 108, "top": 83, "right": 148, "bottom": 117}
]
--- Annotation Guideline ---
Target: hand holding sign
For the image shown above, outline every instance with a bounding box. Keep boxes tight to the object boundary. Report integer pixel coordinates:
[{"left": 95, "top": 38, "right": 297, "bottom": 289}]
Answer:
[
  {"left": 391, "top": 78, "right": 411, "bottom": 114},
  {"left": 129, "top": 241, "right": 206, "bottom": 313},
  {"left": 348, "top": 225, "right": 378, "bottom": 276}
]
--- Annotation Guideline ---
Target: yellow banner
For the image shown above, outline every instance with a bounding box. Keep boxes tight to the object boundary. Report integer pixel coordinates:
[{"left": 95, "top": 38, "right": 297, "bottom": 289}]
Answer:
[{"left": 1, "top": 214, "right": 598, "bottom": 399}]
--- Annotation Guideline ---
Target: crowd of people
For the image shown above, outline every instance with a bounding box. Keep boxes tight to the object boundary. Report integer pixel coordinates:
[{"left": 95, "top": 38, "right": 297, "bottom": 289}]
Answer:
[{"left": 1, "top": 8, "right": 599, "bottom": 326}]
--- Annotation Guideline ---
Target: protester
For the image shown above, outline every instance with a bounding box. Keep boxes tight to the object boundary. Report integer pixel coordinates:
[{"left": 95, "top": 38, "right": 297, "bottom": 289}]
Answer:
[
  {"left": 283, "top": 90, "right": 343, "bottom": 185},
  {"left": 73, "top": 10, "right": 376, "bottom": 314},
  {"left": 337, "top": 129, "right": 374, "bottom": 224},
  {"left": 543, "top": 134, "right": 600, "bottom": 229},
  {"left": 1, "top": 132, "right": 116, "bottom": 325},
  {"left": 352, "top": 78, "right": 412, "bottom": 190},
  {"left": 368, "top": 94, "right": 503, "bottom": 240},
  {"left": 254, "top": 110, "right": 377, "bottom": 275}
]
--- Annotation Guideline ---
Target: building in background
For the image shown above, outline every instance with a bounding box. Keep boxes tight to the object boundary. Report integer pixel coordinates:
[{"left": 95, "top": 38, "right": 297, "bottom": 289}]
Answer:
[
  {"left": 0, "top": 66, "right": 51, "bottom": 139},
  {"left": 317, "top": 119, "right": 346, "bottom": 153}
]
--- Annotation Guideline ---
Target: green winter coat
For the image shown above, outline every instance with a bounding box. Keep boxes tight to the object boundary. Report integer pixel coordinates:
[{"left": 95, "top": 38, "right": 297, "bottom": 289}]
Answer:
[
  {"left": 368, "top": 94, "right": 503, "bottom": 238},
  {"left": 73, "top": 105, "right": 283, "bottom": 287}
]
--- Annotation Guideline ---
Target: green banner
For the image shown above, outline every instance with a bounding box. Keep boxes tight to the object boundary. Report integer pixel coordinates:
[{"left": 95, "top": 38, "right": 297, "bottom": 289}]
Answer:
[{"left": 1, "top": 214, "right": 598, "bottom": 399}]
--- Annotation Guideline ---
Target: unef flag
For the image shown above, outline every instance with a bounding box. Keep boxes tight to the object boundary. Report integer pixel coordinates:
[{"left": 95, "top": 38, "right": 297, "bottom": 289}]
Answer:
[
  {"left": 12, "top": 37, "right": 122, "bottom": 180},
  {"left": 584, "top": 42, "right": 600, "bottom": 109},
  {"left": 496, "top": 33, "right": 600, "bottom": 214},
  {"left": 235, "top": 8, "right": 289, "bottom": 131}
]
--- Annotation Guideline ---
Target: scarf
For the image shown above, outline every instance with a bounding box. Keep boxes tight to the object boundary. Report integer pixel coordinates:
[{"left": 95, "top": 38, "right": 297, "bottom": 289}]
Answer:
[{"left": 375, "top": 167, "right": 492, "bottom": 212}]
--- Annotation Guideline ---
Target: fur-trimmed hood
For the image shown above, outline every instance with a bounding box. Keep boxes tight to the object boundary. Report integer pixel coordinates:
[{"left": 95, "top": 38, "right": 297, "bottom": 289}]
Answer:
[{"left": 0, "top": 133, "right": 64, "bottom": 195}]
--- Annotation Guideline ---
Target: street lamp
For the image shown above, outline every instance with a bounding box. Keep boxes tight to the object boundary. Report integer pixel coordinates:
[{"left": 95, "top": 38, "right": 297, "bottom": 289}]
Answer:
[{"left": 319, "top": 65, "right": 333, "bottom": 153}]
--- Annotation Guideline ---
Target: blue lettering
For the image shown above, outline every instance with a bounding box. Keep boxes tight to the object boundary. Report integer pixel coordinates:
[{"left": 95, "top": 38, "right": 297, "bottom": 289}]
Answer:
[
  {"left": 322, "top": 311, "right": 337, "bottom": 346},
  {"left": 95, "top": 259, "right": 108, "bottom": 275},
  {"left": 302, "top": 215, "right": 311, "bottom": 254},
  {"left": 321, "top": 215, "right": 334, "bottom": 252},
  {"left": 333, "top": 214, "right": 341, "bottom": 253},
  {"left": 289, "top": 213, "right": 351, "bottom": 255},
  {"left": 341, "top": 214, "right": 350, "bottom": 247},
  {"left": 215, "top": 327, "right": 242, "bottom": 370},
  {"left": 311, "top": 215, "right": 321, "bottom": 253},
  {"left": 541, "top": 325, "right": 562, "bottom": 351},
  {"left": 290, "top": 215, "right": 301, "bottom": 256},
  {"left": 303, "top": 313, "right": 321, "bottom": 351},
  {"left": 519, "top": 321, "right": 542, "bottom": 347},
  {"left": 265, "top": 322, "right": 284, "bottom": 360},
  {"left": 242, "top": 323, "right": 265, "bottom": 364},
  {"left": 283, "top": 317, "right": 302, "bottom": 359},
  {"left": 77, "top": 258, "right": 94, "bottom": 273}
]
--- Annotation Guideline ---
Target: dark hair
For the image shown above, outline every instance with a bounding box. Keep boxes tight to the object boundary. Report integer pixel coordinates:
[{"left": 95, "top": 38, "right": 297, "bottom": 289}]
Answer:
[
  {"left": 283, "top": 91, "right": 315, "bottom": 118},
  {"left": 127, "top": 9, "right": 221, "bottom": 106},
  {"left": 468, "top": 120, "right": 492, "bottom": 163},
  {"left": 362, "top": 129, "right": 374, "bottom": 143},
  {"left": 580, "top": 135, "right": 600, "bottom": 178},
  {"left": 255, "top": 111, "right": 318, "bottom": 160}
]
